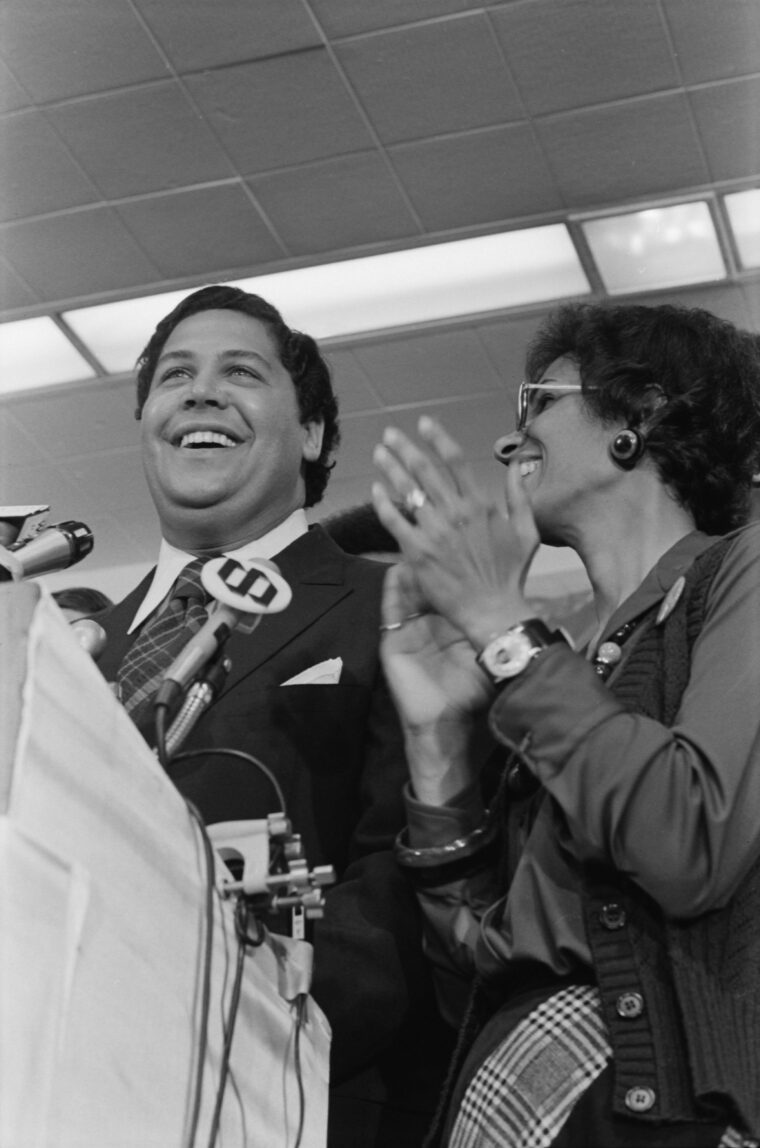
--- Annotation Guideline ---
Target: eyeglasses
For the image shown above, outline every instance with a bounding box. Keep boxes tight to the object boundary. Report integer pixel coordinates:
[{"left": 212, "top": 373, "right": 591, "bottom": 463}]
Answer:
[{"left": 516, "top": 380, "right": 592, "bottom": 431}]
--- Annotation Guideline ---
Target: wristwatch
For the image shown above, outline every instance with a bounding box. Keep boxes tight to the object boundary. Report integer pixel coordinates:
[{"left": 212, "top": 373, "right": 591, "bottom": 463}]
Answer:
[{"left": 476, "top": 618, "right": 566, "bottom": 684}]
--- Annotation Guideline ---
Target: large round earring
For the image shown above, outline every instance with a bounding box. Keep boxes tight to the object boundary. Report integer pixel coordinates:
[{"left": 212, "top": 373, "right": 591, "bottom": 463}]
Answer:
[{"left": 609, "top": 428, "right": 645, "bottom": 469}]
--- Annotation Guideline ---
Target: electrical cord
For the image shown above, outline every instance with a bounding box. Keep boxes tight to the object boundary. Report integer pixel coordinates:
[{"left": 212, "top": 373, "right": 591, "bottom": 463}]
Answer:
[
  {"left": 292, "top": 995, "right": 307, "bottom": 1148},
  {"left": 171, "top": 746, "right": 288, "bottom": 819},
  {"left": 158, "top": 740, "right": 304, "bottom": 1146},
  {"left": 204, "top": 897, "right": 257, "bottom": 1148}
]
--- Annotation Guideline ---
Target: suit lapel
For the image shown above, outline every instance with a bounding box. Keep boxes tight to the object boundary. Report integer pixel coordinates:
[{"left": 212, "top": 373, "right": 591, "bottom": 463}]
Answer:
[{"left": 213, "top": 526, "right": 353, "bottom": 692}]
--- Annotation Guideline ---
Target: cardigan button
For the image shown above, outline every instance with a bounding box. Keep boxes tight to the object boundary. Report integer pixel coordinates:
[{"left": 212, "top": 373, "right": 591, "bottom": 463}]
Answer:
[
  {"left": 625, "top": 1086, "right": 656, "bottom": 1113},
  {"left": 599, "top": 902, "right": 627, "bottom": 930},
  {"left": 616, "top": 991, "right": 644, "bottom": 1018}
]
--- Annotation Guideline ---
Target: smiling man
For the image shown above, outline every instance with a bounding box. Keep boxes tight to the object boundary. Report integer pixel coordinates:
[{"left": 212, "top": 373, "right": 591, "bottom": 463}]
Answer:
[{"left": 97, "top": 285, "right": 449, "bottom": 1147}]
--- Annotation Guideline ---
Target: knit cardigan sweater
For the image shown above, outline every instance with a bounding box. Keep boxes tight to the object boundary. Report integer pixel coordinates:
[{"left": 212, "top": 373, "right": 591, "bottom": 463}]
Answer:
[{"left": 584, "top": 535, "right": 760, "bottom": 1135}]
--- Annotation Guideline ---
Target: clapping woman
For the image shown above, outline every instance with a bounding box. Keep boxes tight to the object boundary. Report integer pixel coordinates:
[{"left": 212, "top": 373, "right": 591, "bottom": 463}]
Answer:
[{"left": 372, "top": 302, "right": 760, "bottom": 1148}]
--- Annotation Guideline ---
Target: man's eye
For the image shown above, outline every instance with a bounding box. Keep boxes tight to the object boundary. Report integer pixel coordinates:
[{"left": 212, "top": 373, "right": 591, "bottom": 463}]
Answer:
[
  {"left": 228, "top": 365, "right": 260, "bottom": 380},
  {"left": 159, "top": 366, "right": 191, "bottom": 384}
]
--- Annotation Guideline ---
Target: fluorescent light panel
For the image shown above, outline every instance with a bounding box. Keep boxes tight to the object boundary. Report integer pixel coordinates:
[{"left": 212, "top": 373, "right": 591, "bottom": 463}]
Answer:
[
  {"left": 582, "top": 201, "right": 726, "bottom": 294},
  {"left": 235, "top": 224, "right": 589, "bottom": 337},
  {"left": 10, "top": 197, "right": 753, "bottom": 397},
  {"left": 0, "top": 316, "right": 96, "bottom": 395},
  {"left": 62, "top": 289, "right": 191, "bottom": 376},
  {"left": 724, "top": 188, "right": 760, "bottom": 269},
  {"left": 63, "top": 224, "right": 590, "bottom": 375}
]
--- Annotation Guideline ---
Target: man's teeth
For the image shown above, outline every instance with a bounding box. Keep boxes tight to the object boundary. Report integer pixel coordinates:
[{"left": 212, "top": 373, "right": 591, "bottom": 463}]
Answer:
[
  {"left": 519, "top": 459, "right": 539, "bottom": 477},
  {"left": 180, "top": 431, "right": 237, "bottom": 448}
]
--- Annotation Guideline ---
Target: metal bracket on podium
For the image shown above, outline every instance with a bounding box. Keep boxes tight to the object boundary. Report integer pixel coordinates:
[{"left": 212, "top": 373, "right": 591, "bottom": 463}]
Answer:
[{"left": 208, "top": 815, "right": 335, "bottom": 921}]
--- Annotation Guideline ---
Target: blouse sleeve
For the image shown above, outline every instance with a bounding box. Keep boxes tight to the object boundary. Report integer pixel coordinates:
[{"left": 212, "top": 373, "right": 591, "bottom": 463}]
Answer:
[{"left": 486, "top": 526, "right": 760, "bottom": 917}]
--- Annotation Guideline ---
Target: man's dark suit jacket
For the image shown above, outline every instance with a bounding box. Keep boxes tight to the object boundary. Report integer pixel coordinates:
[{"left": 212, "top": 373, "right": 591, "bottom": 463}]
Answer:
[{"left": 98, "top": 525, "right": 453, "bottom": 1146}]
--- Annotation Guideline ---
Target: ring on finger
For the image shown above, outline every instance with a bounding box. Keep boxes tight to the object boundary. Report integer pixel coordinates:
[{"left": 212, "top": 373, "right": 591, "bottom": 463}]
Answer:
[
  {"left": 403, "top": 487, "right": 427, "bottom": 516},
  {"left": 379, "top": 611, "right": 425, "bottom": 633}
]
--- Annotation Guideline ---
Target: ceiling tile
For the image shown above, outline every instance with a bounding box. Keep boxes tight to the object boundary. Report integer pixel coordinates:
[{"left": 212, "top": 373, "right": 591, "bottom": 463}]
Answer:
[
  {"left": 689, "top": 77, "right": 760, "bottom": 182},
  {"left": 741, "top": 280, "right": 760, "bottom": 330},
  {"left": 111, "top": 503, "right": 163, "bottom": 556},
  {"left": 0, "top": 458, "right": 102, "bottom": 519},
  {"left": 310, "top": 0, "right": 485, "bottom": 38},
  {"left": 390, "top": 123, "right": 563, "bottom": 229},
  {"left": 0, "top": 256, "right": 39, "bottom": 311},
  {"left": 626, "top": 282, "right": 753, "bottom": 328},
  {"left": 185, "top": 50, "right": 373, "bottom": 174},
  {"left": 0, "top": 58, "right": 31, "bottom": 114},
  {"left": 663, "top": 0, "right": 760, "bottom": 84},
  {"left": 536, "top": 93, "right": 710, "bottom": 207},
  {"left": 0, "top": 208, "right": 161, "bottom": 302},
  {"left": 0, "top": 110, "right": 98, "bottom": 222},
  {"left": 334, "top": 391, "right": 511, "bottom": 483},
  {"left": 65, "top": 447, "right": 153, "bottom": 513},
  {"left": 67, "top": 511, "right": 153, "bottom": 569},
  {"left": 328, "top": 410, "right": 406, "bottom": 482},
  {"left": 8, "top": 377, "right": 137, "bottom": 460},
  {"left": 134, "top": 0, "right": 320, "bottom": 72},
  {"left": 475, "top": 312, "right": 548, "bottom": 410},
  {"left": 324, "top": 347, "right": 384, "bottom": 415},
  {"left": 0, "top": 0, "right": 169, "bottom": 103},
  {"left": 335, "top": 15, "right": 523, "bottom": 144},
  {"left": 350, "top": 327, "right": 504, "bottom": 405},
  {"left": 47, "top": 83, "right": 234, "bottom": 199},
  {"left": 248, "top": 152, "right": 419, "bottom": 256},
  {"left": 426, "top": 394, "right": 514, "bottom": 462},
  {"left": 0, "top": 406, "right": 51, "bottom": 467},
  {"left": 492, "top": 0, "right": 678, "bottom": 116},
  {"left": 116, "top": 185, "right": 284, "bottom": 278}
]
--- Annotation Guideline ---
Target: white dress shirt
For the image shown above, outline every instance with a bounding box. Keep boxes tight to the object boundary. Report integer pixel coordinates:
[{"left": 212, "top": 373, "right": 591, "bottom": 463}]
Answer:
[{"left": 127, "top": 509, "right": 309, "bottom": 633}]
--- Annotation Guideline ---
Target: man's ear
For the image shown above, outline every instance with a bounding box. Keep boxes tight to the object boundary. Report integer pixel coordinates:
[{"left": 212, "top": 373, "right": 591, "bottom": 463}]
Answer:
[{"left": 302, "top": 418, "right": 325, "bottom": 462}]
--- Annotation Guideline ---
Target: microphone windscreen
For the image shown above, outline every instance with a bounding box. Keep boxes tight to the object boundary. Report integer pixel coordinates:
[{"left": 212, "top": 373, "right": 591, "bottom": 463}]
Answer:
[{"left": 70, "top": 618, "right": 107, "bottom": 661}]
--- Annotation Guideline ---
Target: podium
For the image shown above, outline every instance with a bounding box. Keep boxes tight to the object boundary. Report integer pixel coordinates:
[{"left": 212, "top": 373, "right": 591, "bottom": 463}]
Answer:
[{"left": 0, "top": 584, "right": 330, "bottom": 1148}]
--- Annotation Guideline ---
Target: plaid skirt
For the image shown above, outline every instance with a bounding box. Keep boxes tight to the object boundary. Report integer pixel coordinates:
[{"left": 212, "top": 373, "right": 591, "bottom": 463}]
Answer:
[{"left": 444, "top": 984, "right": 757, "bottom": 1148}]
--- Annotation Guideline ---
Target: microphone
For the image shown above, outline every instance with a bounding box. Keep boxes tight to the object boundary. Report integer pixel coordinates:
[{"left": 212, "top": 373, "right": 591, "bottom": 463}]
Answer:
[
  {"left": 0, "top": 521, "right": 94, "bottom": 583},
  {"left": 154, "top": 555, "right": 292, "bottom": 710},
  {"left": 70, "top": 618, "right": 108, "bottom": 661},
  {"left": 163, "top": 650, "right": 232, "bottom": 760}
]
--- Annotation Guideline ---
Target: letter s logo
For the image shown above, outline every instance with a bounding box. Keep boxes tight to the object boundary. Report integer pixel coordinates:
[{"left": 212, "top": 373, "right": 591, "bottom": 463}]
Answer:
[{"left": 201, "top": 556, "right": 292, "bottom": 615}]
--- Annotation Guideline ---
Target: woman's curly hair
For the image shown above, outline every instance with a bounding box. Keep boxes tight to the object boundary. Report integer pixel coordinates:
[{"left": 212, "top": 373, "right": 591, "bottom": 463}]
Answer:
[
  {"left": 525, "top": 302, "right": 760, "bottom": 534},
  {"left": 134, "top": 284, "right": 340, "bottom": 508}
]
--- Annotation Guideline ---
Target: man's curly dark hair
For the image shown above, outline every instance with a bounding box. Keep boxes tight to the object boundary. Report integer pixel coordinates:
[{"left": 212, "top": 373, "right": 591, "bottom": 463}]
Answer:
[
  {"left": 525, "top": 302, "right": 760, "bottom": 534},
  {"left": 134, "top": 284, "right": 340, "bottom": 508}
]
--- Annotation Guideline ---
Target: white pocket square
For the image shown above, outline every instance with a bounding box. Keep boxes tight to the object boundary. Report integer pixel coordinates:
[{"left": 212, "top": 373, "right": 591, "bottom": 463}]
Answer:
[{"left": 280, "top": 657, "right": 343, "bottom": 686}]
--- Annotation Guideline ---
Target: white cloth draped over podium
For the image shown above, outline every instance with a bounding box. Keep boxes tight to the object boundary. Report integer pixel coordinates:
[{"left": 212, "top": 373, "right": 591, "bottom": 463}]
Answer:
[{"left": 0, "top": 584, "right": 330, "bottom": 1148}]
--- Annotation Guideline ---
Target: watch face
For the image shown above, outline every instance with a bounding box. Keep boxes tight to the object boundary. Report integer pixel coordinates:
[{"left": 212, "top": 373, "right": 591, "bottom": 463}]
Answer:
[{"left": 482, "top": 631, "right": 535, "bottom": 679}]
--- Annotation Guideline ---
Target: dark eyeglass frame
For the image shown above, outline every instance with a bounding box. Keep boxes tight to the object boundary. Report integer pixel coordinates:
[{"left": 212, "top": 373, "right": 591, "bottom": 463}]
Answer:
[{"left": 516, "top": 380, "right": 592, "bottom": 431}]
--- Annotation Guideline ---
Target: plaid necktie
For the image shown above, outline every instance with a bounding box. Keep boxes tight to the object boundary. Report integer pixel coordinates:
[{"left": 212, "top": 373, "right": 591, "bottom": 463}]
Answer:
[{"left": 118, "top": 558, "right": 210, "bottom": 718}]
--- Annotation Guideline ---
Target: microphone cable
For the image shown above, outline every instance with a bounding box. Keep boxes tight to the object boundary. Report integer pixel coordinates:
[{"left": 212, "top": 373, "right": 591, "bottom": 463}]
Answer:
[
  {"left": 292, "top": 993, "right": 308, "bottom": 1148},
  {"left": 173, "top": 748, "right": 294, "bottom": 1146},
  {"left": 205, "top": 894, "right": 263, "bottom": 1148},
  {"left": 173, "top": 747, "right": 288, "bottom": 822}
]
